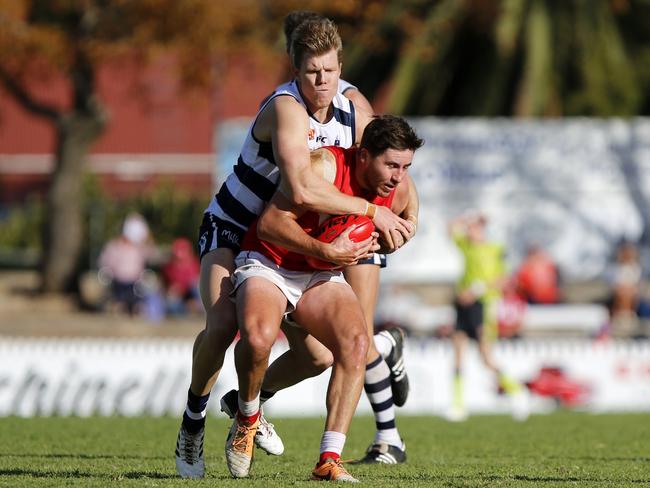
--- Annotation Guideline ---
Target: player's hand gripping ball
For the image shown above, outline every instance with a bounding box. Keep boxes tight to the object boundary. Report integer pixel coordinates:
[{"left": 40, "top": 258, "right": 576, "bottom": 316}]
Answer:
[{"left": 306, "top": 214, "right": 375, "bottom": 270}]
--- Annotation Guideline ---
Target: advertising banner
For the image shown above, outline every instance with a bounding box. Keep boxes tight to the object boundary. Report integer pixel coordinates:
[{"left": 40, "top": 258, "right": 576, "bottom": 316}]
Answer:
[{"left": 1, "top": 338, "right": 648, "bottom": 417}]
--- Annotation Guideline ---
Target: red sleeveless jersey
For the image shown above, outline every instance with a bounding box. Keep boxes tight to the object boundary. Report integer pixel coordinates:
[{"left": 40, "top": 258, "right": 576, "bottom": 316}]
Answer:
[{"left": 241, "top": 146, "right": 396, "bottom": 271}]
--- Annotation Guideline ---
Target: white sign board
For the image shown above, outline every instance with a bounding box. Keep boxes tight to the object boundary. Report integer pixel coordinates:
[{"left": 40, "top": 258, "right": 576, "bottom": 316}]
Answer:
[
  {"left": 384, "top": 118, "right": 650, "bottom": 283},
  {"left": 217, "top": 118, "right": 650, "bottom": 283},
  {"left": 1, "top": 338, "right": 648, "bottom": 417}
]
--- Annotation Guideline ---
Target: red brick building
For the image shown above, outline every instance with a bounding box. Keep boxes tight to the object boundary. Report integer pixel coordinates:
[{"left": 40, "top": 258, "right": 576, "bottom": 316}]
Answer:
[{"left": 0, "top": 57, "right": 282, "bottom": 204}]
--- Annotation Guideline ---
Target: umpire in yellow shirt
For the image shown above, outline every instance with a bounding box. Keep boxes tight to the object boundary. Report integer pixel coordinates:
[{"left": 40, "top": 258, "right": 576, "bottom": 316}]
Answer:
[{"left": 446, "top": 211, "right": 528, "bottom": 422}]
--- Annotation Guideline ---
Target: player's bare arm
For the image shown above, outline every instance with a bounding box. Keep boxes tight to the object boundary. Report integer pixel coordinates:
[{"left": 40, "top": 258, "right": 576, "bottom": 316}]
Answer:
[
  {"left": 344, "top": 88, "right": 374, "bottom": 117},
  {"left": 402, "top": 174, "right": 419, "bottom": 240},
  {"left": 257, "top": 192, "right": 375, "bottom": 267},
  {"left": 256, "top": 96, "right": 367, "bottom": 215},
  {"left": 353, "top": 104, "right": 374, "bottom": 144},
  {"left": 376, "top": 180, "right": 413, "bottom": 254},
  {"left": 257, "top": 148, "right": 375, "bottom": 265},
  {"left": 258, "top": 97, "right": 414, "bottom": 244}
]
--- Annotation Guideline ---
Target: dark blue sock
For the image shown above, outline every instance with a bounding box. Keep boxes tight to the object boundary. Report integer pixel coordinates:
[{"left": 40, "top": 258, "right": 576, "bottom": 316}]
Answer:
[
  {"left": 260, "top": 389, "right": 276, "bottom": 404},
  {"left": 182, "top": 388, "right": 210, "bottom": 434}
]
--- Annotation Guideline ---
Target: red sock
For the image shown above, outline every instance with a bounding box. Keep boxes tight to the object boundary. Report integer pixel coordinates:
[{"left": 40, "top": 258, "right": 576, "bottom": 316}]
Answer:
[
  {"left": 319, "top": 451, "right": 340, "bottom": 465},
  {"left": 236, "top": 410, "right": 260, "bottom": 425}
]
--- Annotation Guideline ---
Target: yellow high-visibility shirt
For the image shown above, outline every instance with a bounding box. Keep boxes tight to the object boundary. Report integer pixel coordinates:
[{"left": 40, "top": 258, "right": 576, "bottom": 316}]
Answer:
[{"left": 452, "top": 233, "right": 506, "bottom": 304}]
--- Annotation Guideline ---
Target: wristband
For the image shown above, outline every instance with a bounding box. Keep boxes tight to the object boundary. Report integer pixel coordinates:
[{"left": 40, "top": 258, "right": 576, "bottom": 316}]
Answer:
[{"left": 365, "top": 203, "right": 377, "bottom": 219}]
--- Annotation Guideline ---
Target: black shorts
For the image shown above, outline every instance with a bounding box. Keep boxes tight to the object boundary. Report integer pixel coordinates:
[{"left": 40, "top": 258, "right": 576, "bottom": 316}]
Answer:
[
  {"left": 454, "top": 299, "right": 484, "bottom": 340},
  {"left": 111, "top": 280, "right": 138, "bottom": 306},
  {"left": 357, "top": 253, "right": 387, "bottom": 268},
  {"left": 197, "top": 213, "right": 245, "bottom": 260}
]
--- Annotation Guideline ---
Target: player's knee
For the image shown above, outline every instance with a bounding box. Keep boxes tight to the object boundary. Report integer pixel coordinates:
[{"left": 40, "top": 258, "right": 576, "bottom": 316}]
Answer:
[
  {"left": 241, "top": 322, "right": 276, "bottom": 358},
  {"left": 356, "top": 331, "right": 370, "bottom": 360},
  {"left": 204, "top": 317, "right": 238, "bottom": 350},
  {"left": 339, "top": 328, "right": 369, "bottom": 370},
  {"left": 309, "top": 349, "right": 334, "bottom": 373},
  {"left": 204, "top": 304, "right": 237, "bottom": 340},
  {"left": 192, "top": 329, "right": 205, "bottom": 358},
  {"left": 201, "top": 308, "right": 238, "bottom": 358}
]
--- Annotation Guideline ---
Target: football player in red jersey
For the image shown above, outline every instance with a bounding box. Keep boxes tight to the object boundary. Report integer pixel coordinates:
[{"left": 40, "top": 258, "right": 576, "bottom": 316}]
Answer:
[{"left": 225, "top": 115, "right": 423, "bottom": 480}]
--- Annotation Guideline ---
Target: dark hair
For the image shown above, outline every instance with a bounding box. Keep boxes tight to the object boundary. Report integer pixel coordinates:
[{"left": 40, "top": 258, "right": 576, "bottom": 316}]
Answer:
[
  {"left": 289, "top": 17, "right": 342, "bottom": 68},
  {"left": 360, "top": 115, "right": 424, "bottom": 156},
  {"left": 283, "top": 11, "right": 322, "bottom": 53}
]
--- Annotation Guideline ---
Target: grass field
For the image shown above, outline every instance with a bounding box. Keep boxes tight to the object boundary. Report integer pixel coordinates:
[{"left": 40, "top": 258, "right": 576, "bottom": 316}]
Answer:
[{"left": 0, "top": 413, "right": 648, "bottom": 487}]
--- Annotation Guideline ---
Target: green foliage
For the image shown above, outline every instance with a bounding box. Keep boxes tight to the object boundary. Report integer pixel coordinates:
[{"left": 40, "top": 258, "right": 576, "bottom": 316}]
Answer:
[
  {"left": 81, "top": 176, "right": 205, "bottom": 249},
  {"left": 130, "top": 180, "right": 206, "bottom": 245},
  {"left": 0, "top": 195, "right": 44, "bottom": 250},
  {"left": 0, "top": 176, "right": 207, "bottom": 268},
  {"left": 333, "top": 0, "right": 650, "bottom": 117},
  {"left": 0, "top": 413, "right": 648, "bottom": 486}
]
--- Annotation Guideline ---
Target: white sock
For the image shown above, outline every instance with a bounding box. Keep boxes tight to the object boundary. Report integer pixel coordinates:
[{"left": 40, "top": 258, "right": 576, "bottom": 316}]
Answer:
[
  {"left": 374, "top": 332, "right": 393, "bottom": 359},
  {"left": 320, "top": 431, "right": 346, "bottom": 456},
  {"left": 376, "top": 427, "right": 402, "bottom": 447},
  {"left": 238, "top": 393, "right": 260, "bottom": 417},
  {"left": 184, "top": 406, "right": 206, "bottom": 420}
]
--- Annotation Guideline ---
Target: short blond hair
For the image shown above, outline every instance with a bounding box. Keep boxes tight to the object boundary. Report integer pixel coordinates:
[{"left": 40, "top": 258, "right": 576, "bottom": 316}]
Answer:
[
  {"left": 290, "top": 17, "right": 342, "bottom": 69},
  {"left": 284, "top": 11, "right": 322, "bottom": 53}
]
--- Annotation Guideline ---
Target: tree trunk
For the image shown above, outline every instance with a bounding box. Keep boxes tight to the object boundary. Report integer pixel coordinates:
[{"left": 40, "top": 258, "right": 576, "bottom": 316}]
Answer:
[{"left": 40, "top": 111, "right": 105, "bottom": 293}]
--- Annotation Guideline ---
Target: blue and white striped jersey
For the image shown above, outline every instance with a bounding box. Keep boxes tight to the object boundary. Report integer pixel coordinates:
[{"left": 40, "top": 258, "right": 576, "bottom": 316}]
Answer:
[
  {"left": 205, "top": 79, "right": 356, "bottom": 231},
  {"left": 338, "top": 79, "right": 357, "bottom": 95}
]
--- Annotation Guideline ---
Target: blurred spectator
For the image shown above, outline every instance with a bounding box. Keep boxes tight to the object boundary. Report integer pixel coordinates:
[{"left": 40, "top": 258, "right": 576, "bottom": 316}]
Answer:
[
  {"left": 515, "top": 244, "right": 561, "bottom": 304},
  {"left": 98, "top": 213, "right": 156, "bottom": 316},
  {"left": 604, "top": 240, "right": 647, "bottom": 337},
  {"left": 447, "top": 211, "right": 528, "bottom": 421},
  {"left": 161, "top": 237, "right": 201, "bottom": 316},
  {"left": 497, "top": 277, "right": 527, "bottom": 339}
]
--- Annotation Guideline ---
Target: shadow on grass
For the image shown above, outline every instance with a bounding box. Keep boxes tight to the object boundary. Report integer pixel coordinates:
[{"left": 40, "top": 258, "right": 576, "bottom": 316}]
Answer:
[
  {"left": 120, "top": 471, "right": 179, "bottom": 479},
  {"left": 0, "top": 468, "right": 180, "bottom": 480},
  {"left": 0, "top": 468, "right": 95, "bottom": 478},
  {"left": 548, "top": 455, "right": 650, "bottom": 463},
  {"left": 455, "top": 474, "right": 650, "bottom": 485},
  {"left": 353, "top": 472, "right": 650, "bottom": 485},
  {"left": 512, "top": 474, "right": 650, "bottom": 484},
  {"left": 0, "top": 452, "right": 167, "bottom": 461}
]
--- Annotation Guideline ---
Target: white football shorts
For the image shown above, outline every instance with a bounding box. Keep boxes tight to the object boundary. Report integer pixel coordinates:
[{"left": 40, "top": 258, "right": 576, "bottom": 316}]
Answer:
[{"left": 232, "top": 250, "right": 348, "bottom": 314}]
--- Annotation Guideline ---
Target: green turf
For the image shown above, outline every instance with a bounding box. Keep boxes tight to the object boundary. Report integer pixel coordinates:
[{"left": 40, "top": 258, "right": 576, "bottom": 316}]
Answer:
[{"left": 0, "top": 413, "right": 648, "bottom": 487}]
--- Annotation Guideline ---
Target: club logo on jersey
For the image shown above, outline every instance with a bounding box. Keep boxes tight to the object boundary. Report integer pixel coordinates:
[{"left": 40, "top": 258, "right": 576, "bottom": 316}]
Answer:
[
  {"left": 316, "top": 135, "right": 328, "bottom": 144},
  {"left": 308, "top": 128, "right": 315, "bottom": 140},
  {"left": 334, "top": 138, "right": 340, "bottom": 146}
]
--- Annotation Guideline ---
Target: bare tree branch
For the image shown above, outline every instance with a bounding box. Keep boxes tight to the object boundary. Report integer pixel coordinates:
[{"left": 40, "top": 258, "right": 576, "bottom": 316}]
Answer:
[{"left": 0, "top": 66, "right": 61, "bottom": 121}]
